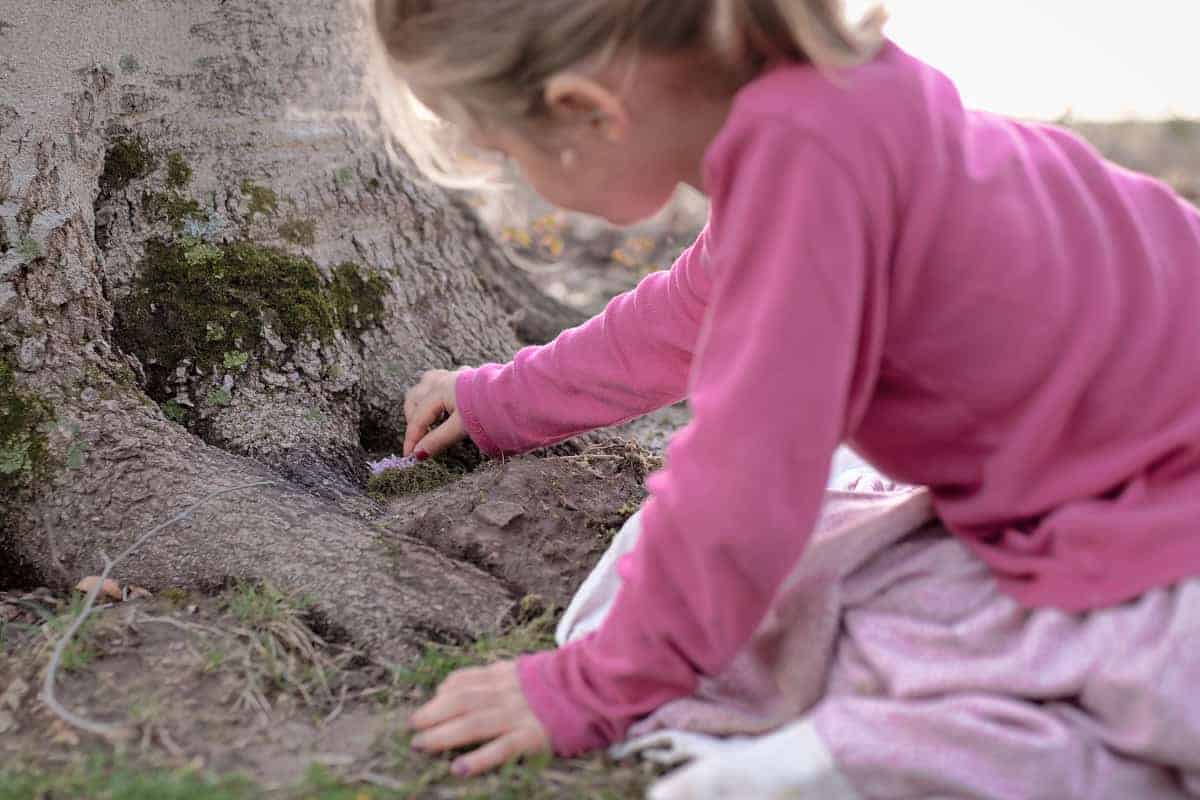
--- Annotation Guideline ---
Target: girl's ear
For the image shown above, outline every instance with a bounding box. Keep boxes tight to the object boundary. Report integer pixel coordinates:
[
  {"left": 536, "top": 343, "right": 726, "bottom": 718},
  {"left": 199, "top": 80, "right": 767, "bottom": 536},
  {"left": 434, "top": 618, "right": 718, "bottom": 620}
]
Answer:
[{"left": 544, "top": 73, "right": 630, "bottom": 143}]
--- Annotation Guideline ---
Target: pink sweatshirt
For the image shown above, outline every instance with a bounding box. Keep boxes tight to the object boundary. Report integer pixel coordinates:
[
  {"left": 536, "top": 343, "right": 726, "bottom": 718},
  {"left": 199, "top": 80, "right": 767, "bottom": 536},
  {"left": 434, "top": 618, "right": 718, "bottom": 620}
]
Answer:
[{"left": 455, "top": 41, "right": 1200, "bottom": 755}]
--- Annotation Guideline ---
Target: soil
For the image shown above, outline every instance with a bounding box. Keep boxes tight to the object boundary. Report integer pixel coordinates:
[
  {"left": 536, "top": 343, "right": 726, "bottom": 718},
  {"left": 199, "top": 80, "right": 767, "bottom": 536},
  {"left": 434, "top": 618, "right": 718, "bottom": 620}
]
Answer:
[
  {"left": 0, "top": 585, "right": 658, "bottom": 798},
  {"left": 0, "top": 443, "right": 663, "bottom": 797}
]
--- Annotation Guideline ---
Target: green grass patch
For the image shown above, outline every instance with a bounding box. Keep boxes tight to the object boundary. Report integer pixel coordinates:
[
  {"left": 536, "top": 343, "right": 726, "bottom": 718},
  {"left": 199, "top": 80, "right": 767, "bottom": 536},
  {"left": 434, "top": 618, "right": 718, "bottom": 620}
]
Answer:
[
  {"left": 37, "top": 594, "right": 101, "bottom": 673},
  {"left": 0, "top": 759, "right": 413, "bottom": 800},
  {"left": 225, "top": 582, "right": 311, "bottom": 629},
  {"left": 392, "top": 598, "right": 557, "bottom": 693}
]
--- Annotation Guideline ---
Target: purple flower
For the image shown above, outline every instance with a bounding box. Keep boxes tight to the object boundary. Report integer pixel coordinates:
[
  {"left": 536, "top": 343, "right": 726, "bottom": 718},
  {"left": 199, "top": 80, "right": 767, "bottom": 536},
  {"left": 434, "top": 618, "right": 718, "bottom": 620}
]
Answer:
[{"left": 368, "top": 454, "right": 419, "bottom": 476}]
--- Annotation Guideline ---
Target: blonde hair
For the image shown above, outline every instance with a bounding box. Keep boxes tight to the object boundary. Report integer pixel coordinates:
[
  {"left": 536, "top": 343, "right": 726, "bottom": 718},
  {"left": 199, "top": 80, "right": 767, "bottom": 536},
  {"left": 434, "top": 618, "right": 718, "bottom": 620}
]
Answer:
[{"left": 369, "top": 0, "right": 886, "bottom": 184}]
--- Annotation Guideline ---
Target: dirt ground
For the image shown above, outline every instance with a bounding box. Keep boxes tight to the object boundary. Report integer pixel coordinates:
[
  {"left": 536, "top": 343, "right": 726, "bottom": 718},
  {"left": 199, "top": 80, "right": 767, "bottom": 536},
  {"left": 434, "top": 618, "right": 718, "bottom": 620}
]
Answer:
[
  {"left": 0, "top": 446, "right": 661, "bottom": 799},
  {"left": 2, "top": 119, "right": 1198, "bottom": 799}
]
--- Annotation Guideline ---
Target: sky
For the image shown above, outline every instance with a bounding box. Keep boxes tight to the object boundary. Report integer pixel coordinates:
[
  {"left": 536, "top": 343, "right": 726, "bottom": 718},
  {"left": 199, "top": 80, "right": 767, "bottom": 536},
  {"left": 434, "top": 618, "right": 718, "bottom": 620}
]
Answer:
[{"left": 844, "top": 0, "right": 1200, "bottom": 120}]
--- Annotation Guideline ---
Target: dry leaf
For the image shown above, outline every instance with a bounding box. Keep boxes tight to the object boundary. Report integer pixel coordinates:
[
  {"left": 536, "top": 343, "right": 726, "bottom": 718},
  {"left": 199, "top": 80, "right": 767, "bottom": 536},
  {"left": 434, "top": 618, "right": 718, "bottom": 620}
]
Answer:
[
  {"left": 76, "top": 576, "right": 122, "bottom": 601},
  {"left": 126, "top": 586, "right": 153, "bottom": 601}
]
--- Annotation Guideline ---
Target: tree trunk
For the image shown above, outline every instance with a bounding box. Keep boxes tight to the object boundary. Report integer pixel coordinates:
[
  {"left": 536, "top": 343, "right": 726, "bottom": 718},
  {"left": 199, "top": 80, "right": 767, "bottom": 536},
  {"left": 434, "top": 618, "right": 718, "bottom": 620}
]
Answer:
[{"left": 0, "top": 0, "right": 620, "bottom": 662}]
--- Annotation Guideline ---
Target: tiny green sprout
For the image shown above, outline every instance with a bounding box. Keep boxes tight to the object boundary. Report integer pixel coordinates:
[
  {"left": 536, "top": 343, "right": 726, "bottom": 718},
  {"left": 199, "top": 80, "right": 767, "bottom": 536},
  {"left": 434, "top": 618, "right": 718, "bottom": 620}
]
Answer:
[
  {"left": 334, "top": 167, "right": 354, "bottom": 186},
  {"left": 206, "top": 387, "right": 232, "bottom": 407},
  {"left": 161, "top": 400, "right": 187, "bottom": 423},
  {"left": 222, "top": 351, "right": 249, "bottom": 370}
]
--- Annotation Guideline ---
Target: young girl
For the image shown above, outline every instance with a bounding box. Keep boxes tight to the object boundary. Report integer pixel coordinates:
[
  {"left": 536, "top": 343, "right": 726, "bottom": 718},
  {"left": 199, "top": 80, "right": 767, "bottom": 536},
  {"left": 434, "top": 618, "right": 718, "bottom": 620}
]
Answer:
[{"left": 375, "top": 0, "right": 1200, "bottom": 793}]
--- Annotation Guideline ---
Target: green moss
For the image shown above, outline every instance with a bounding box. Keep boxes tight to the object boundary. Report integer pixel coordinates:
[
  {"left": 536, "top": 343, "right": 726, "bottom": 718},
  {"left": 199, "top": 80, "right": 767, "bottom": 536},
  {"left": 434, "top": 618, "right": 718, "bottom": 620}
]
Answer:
[
  {"left": 112, "top": 239, "right": 387, "bottom": 400},
  {"left": 0, "top": 220, "right": 8, "bottom": 254},
  {"left": 0, "top": 357, "right": 52, "bottom": 535},
  {"left": 16, "top": 237, "right": 39, "bottom": 262},
  {"left": 222, "top": 350, "right": 249, "bottom": 370},
  {"left": 334, "top": 167, "right": 354, "bottom": 187},
  {"left": 100, "top": 135, "right": 158, "bottom": 194},
  {"left": 278, "top": 218, "right": 316, "bottom": 247},
  {"left": 143, "top": 191, "right": 208, "bottom": 232},
  {"left": 118, "top": 54, "right": 141, "bottom": 73},
  {"left": 166, "top": 152, "right": 193, "bottom": 190},
  {"left": 367, "top": 459, "right": 465, "bottom": 500},
  {"left": 0, "top": 357, "right": 51, "bottom": 488},
  {"left": 329, "top": 262, "right": 388, "bottom": 329},
  {"left": 240, "top": 180, "right": 278, "bottom": 224}
]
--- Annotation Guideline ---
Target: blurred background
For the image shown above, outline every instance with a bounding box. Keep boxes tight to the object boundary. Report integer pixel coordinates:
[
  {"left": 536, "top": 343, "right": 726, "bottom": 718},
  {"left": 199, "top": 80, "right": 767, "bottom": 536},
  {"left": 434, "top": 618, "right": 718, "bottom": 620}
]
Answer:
[{"left": 481, "top": 1, "right": 1200, "bottom": 316}]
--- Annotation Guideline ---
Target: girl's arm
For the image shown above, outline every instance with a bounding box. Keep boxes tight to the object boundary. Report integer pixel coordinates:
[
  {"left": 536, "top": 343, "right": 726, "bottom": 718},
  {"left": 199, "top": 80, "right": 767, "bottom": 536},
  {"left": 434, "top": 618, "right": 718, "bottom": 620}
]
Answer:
[
  {"left": 455, "top": 228, "right": 713, "bottom": 457},
  {"left": 516, "top": 125, "right": 882, "bottom": 755}
]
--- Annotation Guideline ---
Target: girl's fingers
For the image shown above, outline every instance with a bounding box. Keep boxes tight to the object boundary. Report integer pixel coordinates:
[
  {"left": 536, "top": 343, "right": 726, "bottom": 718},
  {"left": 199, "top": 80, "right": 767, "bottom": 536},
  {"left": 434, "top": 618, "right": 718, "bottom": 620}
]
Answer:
[
  {"left": 403, "top": 397, "right": 447, "bottom": 456},
  {"left": 452, "top": 729, "right": 548, "bottom": 778},
  {"left": 410, "top": 680, "right": 490, "bottom": 730},
  {"left": 411, "top": 707, "right": 514, "bottom": 754},
  {"left": 412, "top": 411, "right": 466, "bottom": 460},
  {"left": 437, "top": 665, "right": 492, "bottom": 693}
]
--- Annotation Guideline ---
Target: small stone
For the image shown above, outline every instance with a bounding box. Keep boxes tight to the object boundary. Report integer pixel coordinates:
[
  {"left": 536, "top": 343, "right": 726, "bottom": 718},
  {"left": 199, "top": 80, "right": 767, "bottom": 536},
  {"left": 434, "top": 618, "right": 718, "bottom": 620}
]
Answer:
[{"left": 474, "top": 501, "right": 524, "bottom": 529}]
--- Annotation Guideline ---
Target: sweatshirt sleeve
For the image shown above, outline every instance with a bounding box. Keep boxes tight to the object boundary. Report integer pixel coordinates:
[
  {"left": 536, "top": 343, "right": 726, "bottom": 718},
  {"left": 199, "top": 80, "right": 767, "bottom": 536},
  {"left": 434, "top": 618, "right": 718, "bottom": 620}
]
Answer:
[
  {"left": 516, "top": 123, "right": 877, "bottom": 755},
  {"left": 455, "top": 228, "right": 714, "bottom": 457}
]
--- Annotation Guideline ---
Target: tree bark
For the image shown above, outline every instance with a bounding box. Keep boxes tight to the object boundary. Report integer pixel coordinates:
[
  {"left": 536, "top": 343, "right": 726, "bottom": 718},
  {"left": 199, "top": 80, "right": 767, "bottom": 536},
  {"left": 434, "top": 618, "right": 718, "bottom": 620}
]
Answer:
[{"left": 0, "top": 0, "right": 608, "bottom": 660}]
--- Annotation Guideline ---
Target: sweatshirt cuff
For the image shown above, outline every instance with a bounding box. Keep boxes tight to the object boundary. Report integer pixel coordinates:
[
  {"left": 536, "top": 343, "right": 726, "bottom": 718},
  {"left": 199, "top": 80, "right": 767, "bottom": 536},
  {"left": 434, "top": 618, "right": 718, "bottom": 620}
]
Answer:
[
  {"left": 455, "top": 367, "right": 503, "bottom": 458},
  {"left": 518, "top": 649, "right": 608, "bottom": 757}
]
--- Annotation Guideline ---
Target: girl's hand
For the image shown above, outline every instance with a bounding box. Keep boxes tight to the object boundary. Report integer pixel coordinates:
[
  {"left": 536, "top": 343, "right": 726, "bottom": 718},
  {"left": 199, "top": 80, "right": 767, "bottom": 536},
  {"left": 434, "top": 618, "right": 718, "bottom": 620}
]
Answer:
[
  {"left": 408, "top": 660, "right": 551, "bottom": 777},
  {"left": 404, "top": 368, "right": 468, "bottom": 457}
]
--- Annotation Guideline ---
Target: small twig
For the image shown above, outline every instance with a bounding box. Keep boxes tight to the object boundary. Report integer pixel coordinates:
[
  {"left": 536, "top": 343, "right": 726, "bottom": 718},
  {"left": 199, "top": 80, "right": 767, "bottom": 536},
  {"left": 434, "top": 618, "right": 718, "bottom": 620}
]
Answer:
[
  {"left": 39, "top": 480, "right": 276, "bottom": 740},
  {"left": 158, "top": 726, "right": 185, "bottom": 758},
  {"left": 322, "top": 683, "right": 349, "bottom": 727},
  {"left": 134, "top": 613, "right": 225, "bottom": 638},
  {"left": 355, "top": 772, "right": 410, "bottom": 791}
]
